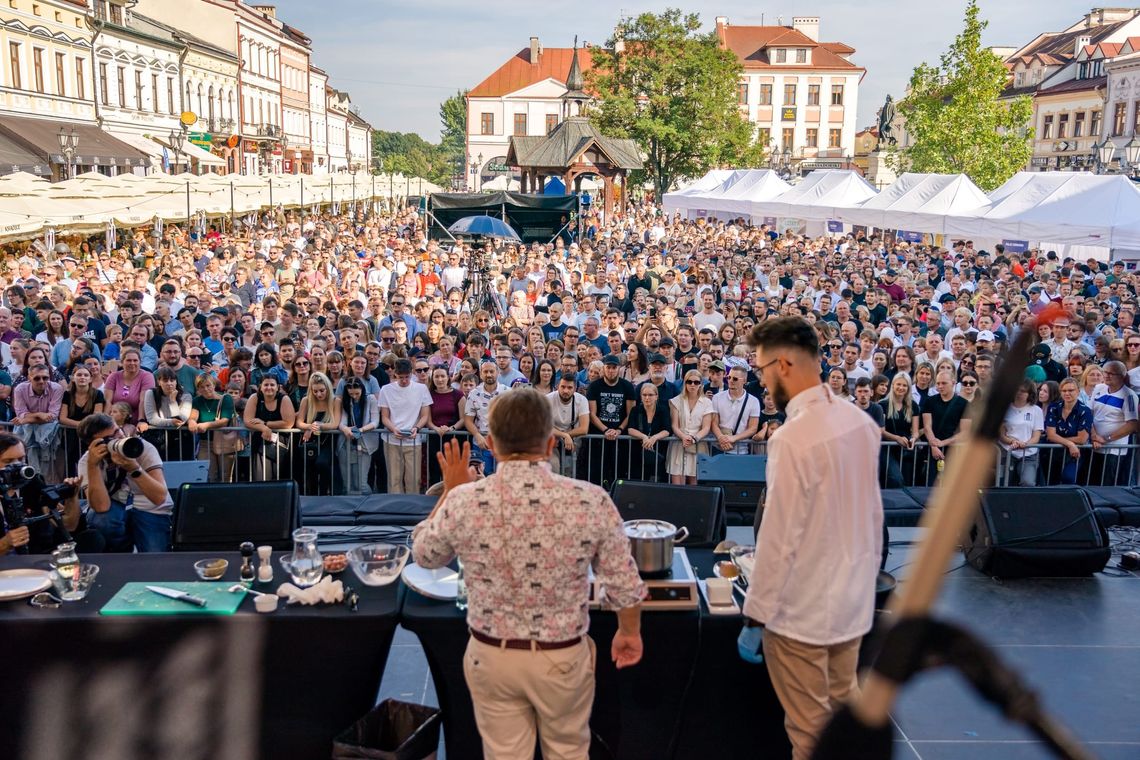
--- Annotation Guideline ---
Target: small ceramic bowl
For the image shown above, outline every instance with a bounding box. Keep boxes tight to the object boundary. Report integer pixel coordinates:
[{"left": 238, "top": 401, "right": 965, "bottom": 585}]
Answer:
[{"left": 194, "top": 558, "right": 229, "bottom": 581}]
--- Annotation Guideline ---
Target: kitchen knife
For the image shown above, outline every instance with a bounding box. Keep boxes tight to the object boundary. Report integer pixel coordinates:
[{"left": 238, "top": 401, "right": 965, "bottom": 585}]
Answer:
[{"left": 146, "top": 585, "right": 208, "bottom": 608}]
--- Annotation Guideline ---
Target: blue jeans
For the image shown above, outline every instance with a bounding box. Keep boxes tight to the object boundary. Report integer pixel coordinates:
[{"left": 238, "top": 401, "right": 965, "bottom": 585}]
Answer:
[
  {"left": 472, "top": 443, "right": 496, "bottom": 475},
  {"left": 87, "top": 500, "right": 130, "bottom": 552},
  {"left": 129, "top": 509, "right": 172, "bottom": 553}
]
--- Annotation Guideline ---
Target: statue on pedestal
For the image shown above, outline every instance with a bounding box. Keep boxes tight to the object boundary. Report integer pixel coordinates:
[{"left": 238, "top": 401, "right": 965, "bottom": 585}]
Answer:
[{"left": 877, "top": 95, "right": 897, "bottom": 147}]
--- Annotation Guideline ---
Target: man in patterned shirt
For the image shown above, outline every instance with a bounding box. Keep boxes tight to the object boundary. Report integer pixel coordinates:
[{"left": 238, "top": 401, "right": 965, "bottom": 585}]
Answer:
[
  {"left": 413, "top": 388, "right": 645, "bottom": 760},
  {"left": 463, "top": 360, "right": 509, "bottom": 474}
]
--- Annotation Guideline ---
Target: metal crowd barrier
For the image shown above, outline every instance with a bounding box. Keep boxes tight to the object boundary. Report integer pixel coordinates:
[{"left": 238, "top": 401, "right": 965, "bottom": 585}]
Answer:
[{"left": 7, "top": 420, "right": 1140, "bottom": 494}]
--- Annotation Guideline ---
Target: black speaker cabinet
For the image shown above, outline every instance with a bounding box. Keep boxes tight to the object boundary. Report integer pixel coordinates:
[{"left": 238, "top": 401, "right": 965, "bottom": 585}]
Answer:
[
  {"left": 173, "top": 480, "right": 300, "bottom": 551},
  {"left": 610, "top": 481, "right": 725, "bottom": 547},
  {"left": 963, "top": 487, "right": 1110, "bottom": 578}
]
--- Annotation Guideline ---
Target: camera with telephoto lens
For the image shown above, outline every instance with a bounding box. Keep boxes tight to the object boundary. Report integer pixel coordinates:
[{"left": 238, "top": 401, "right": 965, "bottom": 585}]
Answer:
[
  {"left": 0, "top": 462, "right": 36, "bottom": 490},
  {"left": 102, "top": 436, "right": 145, "bottom": 460},
  {"left": 0, "top": 463, "right": 76, "bottom": 533}
]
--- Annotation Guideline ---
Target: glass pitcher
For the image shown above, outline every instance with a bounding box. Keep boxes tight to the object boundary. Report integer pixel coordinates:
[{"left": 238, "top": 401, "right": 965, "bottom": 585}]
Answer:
[
  {"left": 51, "top": 542, "right": 79, "bottom": 580},
  {"left": 285, "top": 528, "right": 324, "bottom": 588}
]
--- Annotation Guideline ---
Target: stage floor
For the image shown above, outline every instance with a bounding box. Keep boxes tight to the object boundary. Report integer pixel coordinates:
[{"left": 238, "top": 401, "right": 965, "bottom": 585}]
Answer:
[{"left": 370, "top": 526, "right": 1140, "bottom": 759}]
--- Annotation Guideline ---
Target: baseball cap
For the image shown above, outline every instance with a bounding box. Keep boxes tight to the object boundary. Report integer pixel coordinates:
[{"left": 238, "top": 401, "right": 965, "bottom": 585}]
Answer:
[
  {"left": 977, "top": 330, "right": 995, "bottom": 342},
  {"left": 939, "top": 293, "right": 958, "bottom": 304},
  {"left": 709, "top": 360, "right": 726, "bottom": 372},
  {"left": 647, "top": 352, "right": 667, "bottom": 364},
  {"left": 602, "top": 355, "right": 620, "bottom": 366}
]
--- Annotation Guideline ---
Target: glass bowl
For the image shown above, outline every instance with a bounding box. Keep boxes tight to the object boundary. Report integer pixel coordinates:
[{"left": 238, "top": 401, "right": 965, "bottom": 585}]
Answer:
[
  {"left": 194, "top": 558, "right": 229, "bottom": 581},
  {"left": 347, "top": 543, "right": 410, "bottom": 587},
  {"left": 50, "top": 563, "right": 99, "bottom": 601}
]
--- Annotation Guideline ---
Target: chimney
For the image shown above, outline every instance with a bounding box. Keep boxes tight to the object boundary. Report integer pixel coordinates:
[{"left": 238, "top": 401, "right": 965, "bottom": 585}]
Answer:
[
  {"left": 530, "top": 36, "right": 540, "bottom": 64},
  {"left": 792, "top": 16, "right": 820, "bottom": 42},
  {"left": 715, "top": 15, "right": 729, "bottom": 28},
  {"left": 252, "top": 4, "right": 276, "bottom": 18},
  {"left": 1076, "top": 34, "right": 1092, "bottom": 57}
]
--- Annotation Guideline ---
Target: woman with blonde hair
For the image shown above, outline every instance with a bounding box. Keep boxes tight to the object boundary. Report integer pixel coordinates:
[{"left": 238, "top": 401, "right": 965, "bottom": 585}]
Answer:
[
  {"left": 1079, "top": 364, "right": 1104, "bottom": 406},
  {"left": 189, "top": 373, "right": 237, "bottom": 482},
  {"left": 296, "top": 371, "right": 341, "bottom": 495},
  {"left": 667, "top": 369, "right": 714, "bottom": 485}
]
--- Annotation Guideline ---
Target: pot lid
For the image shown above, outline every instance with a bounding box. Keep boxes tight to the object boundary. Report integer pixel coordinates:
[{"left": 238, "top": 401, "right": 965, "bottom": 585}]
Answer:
[{"left": 623, "top": 519, "right": 677, "bottom": 539}]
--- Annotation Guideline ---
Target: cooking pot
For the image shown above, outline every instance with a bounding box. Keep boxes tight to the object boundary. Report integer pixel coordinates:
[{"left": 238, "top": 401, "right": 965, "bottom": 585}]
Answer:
[{"left": 623, "top": 519, "right": 689, "bottom": 575}]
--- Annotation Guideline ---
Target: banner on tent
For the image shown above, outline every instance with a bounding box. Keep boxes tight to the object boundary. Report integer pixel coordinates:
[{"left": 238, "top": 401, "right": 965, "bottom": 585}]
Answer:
[
  {"left": 762, "top": 217, "right": 777, "bottom": 227},
  {"left": 896, "top": 230, "right": 924, "bottom": 244},
  {"left": 780, "top": 218, "right": 806, "bottom": 234},
  {"left": 827, "top": 220, "right": 843, "bottom": 233},
  {"left": 1001, "top": 239, "right": 1030, "bottom": 253}
]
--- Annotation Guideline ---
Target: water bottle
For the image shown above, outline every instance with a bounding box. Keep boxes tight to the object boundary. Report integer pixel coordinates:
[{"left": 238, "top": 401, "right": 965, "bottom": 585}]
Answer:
[{"left": 455, "top": 558, "right": 468, "bottom": 611}]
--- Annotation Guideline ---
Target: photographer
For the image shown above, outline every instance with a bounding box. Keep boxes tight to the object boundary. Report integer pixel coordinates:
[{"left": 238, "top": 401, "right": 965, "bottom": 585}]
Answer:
[
  {"left": 0, "top": 432, "right": 84, "bottom": 556},
  {"left": 77, "top": 413, "right": 173, "bottom": 553}
]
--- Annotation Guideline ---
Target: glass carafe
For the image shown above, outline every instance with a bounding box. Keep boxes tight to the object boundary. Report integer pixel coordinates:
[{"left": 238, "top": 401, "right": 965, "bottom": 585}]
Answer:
[
  {"left": 286, "top": 528, "right": 324, "bottom": 588},
  {"left": 51, "top": 542, "right": 79, "bottom": 580}
]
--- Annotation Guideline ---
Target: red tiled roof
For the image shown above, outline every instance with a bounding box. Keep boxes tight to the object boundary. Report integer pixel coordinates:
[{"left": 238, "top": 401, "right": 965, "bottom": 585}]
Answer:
[
  {"left": 718, "top": 25, "right": 861, "bottom": 70},
  {"left": 469, "top": 47, "right": 595, "bottom": 98},
  {"left": 1098, "top": 42, "right": 1124, "bottom": 57},
  {"left": 820, "top": 41, "right": 855, "bottom": 55},
  {"left": 1036, "top": 74, "right": 1107, "bottom": 96}
]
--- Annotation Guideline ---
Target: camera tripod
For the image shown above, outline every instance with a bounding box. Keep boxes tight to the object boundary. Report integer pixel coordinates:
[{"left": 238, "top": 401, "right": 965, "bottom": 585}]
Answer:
[{"left": 463, "top": 243, "right": 505, "bottom": 324}]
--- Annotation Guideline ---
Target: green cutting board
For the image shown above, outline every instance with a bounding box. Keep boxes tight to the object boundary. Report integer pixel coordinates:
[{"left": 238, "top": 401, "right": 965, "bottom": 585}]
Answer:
[{"left": 100, "top": 582, "right": 247, "bottom": 615}]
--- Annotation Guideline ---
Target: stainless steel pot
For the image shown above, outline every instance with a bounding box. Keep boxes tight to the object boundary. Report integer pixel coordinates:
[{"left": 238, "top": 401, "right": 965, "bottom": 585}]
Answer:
[{"left": 623, "top": 519, "right": 690, "bottom": 575}]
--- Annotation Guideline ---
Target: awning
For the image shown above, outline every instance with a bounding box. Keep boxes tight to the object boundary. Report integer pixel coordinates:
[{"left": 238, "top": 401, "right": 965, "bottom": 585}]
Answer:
[
  {"left": 0, "top": 132, "right": 52, "bottom": 176},
  {"left": 0, "top": 114, "right": 150, "bottom": 170},
  {"left": 178, "top": 138, "right": 226, "bottom": 167},
  {"left": 108, "top": 132, "right": 164, "bottom": 167}
]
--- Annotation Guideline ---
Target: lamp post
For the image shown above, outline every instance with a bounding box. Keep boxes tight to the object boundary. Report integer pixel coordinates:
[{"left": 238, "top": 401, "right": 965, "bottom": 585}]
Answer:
[
  {"left": 469, "top": 152, "right": 482, "bottom": 192},
  {"left": 168, "top": 128, "right": 184, "bottom": 174},
  {"left": 56, "top": 127, "right": 78, "bottom": 181},
  {"left": 1093, "top": 137, "right": 1116, "bottom": 174},
  {"left": 1124, "top": 135, "right": 1140, "bottom": 178}
]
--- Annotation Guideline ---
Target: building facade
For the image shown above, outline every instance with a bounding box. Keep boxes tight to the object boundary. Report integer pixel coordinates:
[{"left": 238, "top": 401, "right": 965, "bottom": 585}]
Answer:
[
  {"left": 0, "top": 0, "right": 93, "bottom": 124},
  {"left": 325, "top": 86, "right": 348, "bottom": 172},
  {"left": 279, "top": 22, "right": 310, "bottom": 173},
  {"left": 307, "top": 64, "right": 328, "bottom": 173}
]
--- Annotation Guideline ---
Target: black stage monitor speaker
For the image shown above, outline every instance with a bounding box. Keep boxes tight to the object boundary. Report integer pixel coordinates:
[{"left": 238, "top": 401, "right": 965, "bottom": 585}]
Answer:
[
  {"left": 173, "top": 480, "right": 300, "bottom": 551},
  {"left": 611, "top": 481, "right": 725, "bottom": 548},
  {"left": 963, "top": 487, "right": 1109, "bottom": 578}
]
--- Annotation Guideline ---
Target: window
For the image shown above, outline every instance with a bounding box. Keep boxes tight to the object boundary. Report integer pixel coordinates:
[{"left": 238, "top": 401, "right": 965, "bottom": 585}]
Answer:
[
  {"left": 1015, "top": 71, "right": 1025, "bottom": 86},
  {"left": 167, "top": 77, "right": 173, "bottom": 114},
  {"left": 737, "top": 82, "right": 748, "bottom": 105},
  {"left": 1057, "top": 113, "right": 1069, "bottom": 138},
  {"left": 757, "top": 127, "right": 770, "bottom": 145},
  {"left": 54, "top": 52, "right": 64, "bottom": 96},
  {"left": 480, "top": 112, "right": 494, "bottom": 135},
  {"left": 783, "top": 83, "right": 796, "bottom": 106},
  {"left": 98, "top": 62, "right": 107, "bottom": 105},
  {"left": 806, "top": 128, "right": 818, "bottom": 147},
  {"left": 546, "top": 114, "right": 558, "bottom": 134},
  {"left": 75, "top": 57, "right": 83, "bottom": 99},
  {"left": 8, "top": 43, "right": 20, "bottom": 90},
  {"left": 782, "top": 127, "right": 794, "bottom": 150},
  {"left": 208, "top": 85, "right": 215, "bottom": 121},
  {"left": 134, "top": 70, "right": 143, "bottom": 109},
  {"left": 1134, "top": 101, "right": 1140, "bottom": 135},
  {"left": 1042, "top": 114, "right": 1053, "bottom": 139},
  {"left": 151, "top": 73, "right": 159, "bottom": 113},
  {"left": 117, "top": 67, "right": 126, "bottom": 107},
  {"left": 796, "top": 48, "right": 807, "bottom": 64},
  {"left": 829, "top": 128, "right": 842, "bottom": 148},
  {"left": 758, "top": 84, "right": 772, "bottom": 105},
  {"left": 1091, "top": 110, "right": 1102, "bottom": 137},
  {"left": 775, "top": 48, "right": 786, "bottom": 63},
  {"left": 807, "top": 85, "right": 820, "bottom": 106},
  {"left": 109, "top": 1, "right": 122, "bottom": 24},
  {"left": 32, "top": 47, "right": 43, "bottom": 93},
  {"left": 1074, "top": 111, "right": 1085, "bottom": 137},
  {"left": 831, "top": 84, "right": 845, "bottom": 106},
  {"left": 1114, "top": 102, "right": 1126, "bottom": 136},
  {"left": 513, "top": 112, "right": 526, "bottom": 135}
]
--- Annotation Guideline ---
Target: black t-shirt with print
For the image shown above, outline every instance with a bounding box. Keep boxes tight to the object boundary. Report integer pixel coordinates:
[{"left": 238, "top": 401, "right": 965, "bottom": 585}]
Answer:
[{"left": 586, "top": 377, "right": 637, "bottom": 431}]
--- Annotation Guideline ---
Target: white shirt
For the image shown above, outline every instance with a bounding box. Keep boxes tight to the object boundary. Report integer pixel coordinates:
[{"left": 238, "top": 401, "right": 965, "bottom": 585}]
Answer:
[
  {"left": 547, "top": 390, "right": 588, "bottom": 432},
  {"left": 377, "top": 381, "right": 433, "bottom": 446},
  {"left": 1090, "top": 383, "right": 1138, "bottom": 454},
  {"left": 1002, "top": 403, "right": 1044, "bottom": 458},
  {"left": 711, "top": 389, "right": 760, "bottom": 454},
  {"left": 692, "top": 309, "right": 726, "bottom": 332},
  {"left": 743, "top": 383, "right": 883, "bottom": 645}
]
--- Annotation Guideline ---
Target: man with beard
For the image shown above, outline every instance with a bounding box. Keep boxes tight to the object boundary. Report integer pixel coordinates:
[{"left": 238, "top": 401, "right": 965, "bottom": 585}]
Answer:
[
  {"left": 546, "top": 373, "right": 589, "bottom": 473},
  {"left": 740, "top": 317, "right": 882, "bottom": 760}
]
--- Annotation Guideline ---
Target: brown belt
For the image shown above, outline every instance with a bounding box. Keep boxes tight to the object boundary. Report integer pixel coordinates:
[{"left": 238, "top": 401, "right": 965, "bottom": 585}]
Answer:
[{"left": 469, "top": 628, "right": 582, "bottom": 651}]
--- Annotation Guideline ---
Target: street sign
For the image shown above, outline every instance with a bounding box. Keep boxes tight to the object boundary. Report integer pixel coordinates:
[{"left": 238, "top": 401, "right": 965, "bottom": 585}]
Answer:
[
  {"left": 781, "top": 107, "right": 797, "bottom": 121},
  {"left": 188, "top": 132, "right": 212, "bottom": 148}
]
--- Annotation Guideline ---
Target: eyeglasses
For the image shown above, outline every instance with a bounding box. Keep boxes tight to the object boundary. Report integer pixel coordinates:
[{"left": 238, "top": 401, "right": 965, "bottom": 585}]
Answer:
[
  {"left": 1128, "top": 343, "right": 1140, "bottom": 348},
  {"left": 684, "top": 379, "right": 702, "bottom": 386},
  {"left": 187, "top": 354, "right": 202, "bottom": 361},
  {"left": 391, "top": 301, "right": 405, "bottom": 306},
  {"left": 381, "top": 337, "right": 395, "bottom": 343},
  {"left": 261, "top": 330, "right": 275, "bottom": 336},
  {"left": 961, "top": 381, "right": 978, "bottom": 387},
  {"left": 223, "top": 336, "right": 236, "bottom": 342},
  {"left": 294, "top": 361, "right": 310, "bottom": 367},
  {"left": 415, "top": 367, "right": 429, "bottom": 373}
]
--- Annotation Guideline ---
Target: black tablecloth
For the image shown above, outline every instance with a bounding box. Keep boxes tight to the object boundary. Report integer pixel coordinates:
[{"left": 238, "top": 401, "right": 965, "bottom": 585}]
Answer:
[
  {"left": 0, "top": 552, "right": 402, "bottom": 760},
  {"left": 401, "top": 549, "right": 790, "bottom": 760}
]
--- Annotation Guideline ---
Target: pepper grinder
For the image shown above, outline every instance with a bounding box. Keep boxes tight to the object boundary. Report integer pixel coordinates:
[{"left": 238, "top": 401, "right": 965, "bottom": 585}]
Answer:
[
  {"left": 257, "top": 545, "right": 273, "bottom": 583},
  {"left": 239, "top": 542, "right": 256, "bottom": 585}
]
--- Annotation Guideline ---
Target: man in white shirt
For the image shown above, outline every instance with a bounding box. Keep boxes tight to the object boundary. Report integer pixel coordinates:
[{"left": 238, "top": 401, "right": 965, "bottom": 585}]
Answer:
[
  {"left": 440, "top": 250, "right": 467, "bottom": 293},
  {"left": 378, "top": 359, "right": 433, "bottom": 494},
  {"left": 547, "top": 374, "right": 590, "bottom": 472},
  {"left": 1090, "top": 361, "right": 1139, "bottom": 485},
  {"left": 692, "top": 291, "right": 726, "bottom": 332},
  {"left": 1041, "top": 316, "right": 1077, "bottom": 363},
  {"left": 711, "top": 366, "right": 760, "bottom": 454},
  {"left": 741, "top": 317, "right": 882, "bottom": 760}
]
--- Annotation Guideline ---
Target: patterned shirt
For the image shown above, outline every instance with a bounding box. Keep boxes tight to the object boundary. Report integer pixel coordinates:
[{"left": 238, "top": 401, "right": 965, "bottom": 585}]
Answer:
[
  {"left": 464, "top": 382, "right": 508, "bottom": 435},
  {"left": 412, "top": 460, "right": 645, "bottom": 641}
]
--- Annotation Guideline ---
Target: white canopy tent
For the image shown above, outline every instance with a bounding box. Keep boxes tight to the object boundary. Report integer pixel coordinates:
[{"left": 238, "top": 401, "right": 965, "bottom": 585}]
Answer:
[
  {"left": 835, "top": 173, "right": 991, "bottom": 234},
  {"left": 750, "top": 169, "right": 877, "bottom": 224},
  {"left": 662, "top": 169, "right": 745, "bottom": 217},
  {"left": 663, "top": 169, "right": 790, "bottom": 221}
]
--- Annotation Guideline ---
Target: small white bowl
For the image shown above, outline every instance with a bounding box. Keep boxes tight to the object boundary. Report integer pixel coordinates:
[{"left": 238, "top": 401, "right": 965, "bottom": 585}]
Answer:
[{"left": 254, "top": 593, "right": 279, "bottom": 613}]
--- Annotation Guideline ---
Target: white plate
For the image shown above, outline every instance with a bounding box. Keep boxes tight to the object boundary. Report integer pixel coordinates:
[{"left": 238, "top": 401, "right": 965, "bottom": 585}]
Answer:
[
  {"left": 402, "top": 563, "right": 459, "bottom": 600},
  {"left": 0, "top": 569, "right": 52, "bottom": 601}
]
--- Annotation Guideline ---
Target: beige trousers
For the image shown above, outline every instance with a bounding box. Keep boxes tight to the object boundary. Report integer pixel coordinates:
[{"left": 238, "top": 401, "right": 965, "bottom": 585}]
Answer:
[
  {"left": 462, "top": 636, "right": 596, "bottom": 760},
  {"left": 384, "top": 442, "right": 420, "bottom": 494},
  {"left": 763, "top": 629, "right": 862, "bottom": 760}
]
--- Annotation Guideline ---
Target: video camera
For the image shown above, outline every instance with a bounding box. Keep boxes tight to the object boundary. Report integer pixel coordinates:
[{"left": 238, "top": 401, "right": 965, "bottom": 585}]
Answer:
[{"left": 0, "top": 463, "right": 77, "bottom": 544}]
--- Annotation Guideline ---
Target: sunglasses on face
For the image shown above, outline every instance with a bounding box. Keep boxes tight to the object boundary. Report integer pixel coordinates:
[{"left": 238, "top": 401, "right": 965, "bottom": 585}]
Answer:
[{"left": 961, "top": 381, "right": 977, "bottom": 387}]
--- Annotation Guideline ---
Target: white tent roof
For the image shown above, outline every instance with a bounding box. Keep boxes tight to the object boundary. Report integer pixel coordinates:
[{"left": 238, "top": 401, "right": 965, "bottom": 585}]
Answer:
[
  {"left": 835, "top": 173, "right": 991, "bottom": 233},
  {"left": 663, "top": 169, "right": 790, "bottom": 218},
  {"left": 945, "top": 172, "right": 1140, "bottom": 248},
  {"left": 751, "top": 170, "right": 877, "bottom": 221}
]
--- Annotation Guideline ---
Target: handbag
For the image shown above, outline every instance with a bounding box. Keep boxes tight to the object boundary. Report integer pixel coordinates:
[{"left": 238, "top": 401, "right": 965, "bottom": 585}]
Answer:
[{"left": 210, "top": 397, "right": 244, "bottom": 455}]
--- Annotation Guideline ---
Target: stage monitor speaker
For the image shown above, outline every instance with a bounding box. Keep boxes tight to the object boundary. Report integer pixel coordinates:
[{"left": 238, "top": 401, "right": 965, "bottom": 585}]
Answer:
[
  {"left": 173, "top": 480, "right": 300, "bottom": 551},
  {"left": 963, "top": 487, "right": 1109, "bottom": 578},
  {"left": 611, "top": 481, "right": 725, "bottom": 548}
]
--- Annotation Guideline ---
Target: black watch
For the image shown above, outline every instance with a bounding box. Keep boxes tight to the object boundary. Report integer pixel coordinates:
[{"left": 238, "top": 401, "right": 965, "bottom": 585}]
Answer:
[{"left": 129, "top": 469, "right": 143, "bottom": 479}]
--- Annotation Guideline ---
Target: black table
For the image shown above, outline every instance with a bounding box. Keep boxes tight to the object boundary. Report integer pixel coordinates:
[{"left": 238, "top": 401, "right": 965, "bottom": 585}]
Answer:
[
  {"left": 0, "top": 552, "right": 403, "bottom": 760},
  {"left": 401, "top": 549, "right": 790, "bottom": 760}
]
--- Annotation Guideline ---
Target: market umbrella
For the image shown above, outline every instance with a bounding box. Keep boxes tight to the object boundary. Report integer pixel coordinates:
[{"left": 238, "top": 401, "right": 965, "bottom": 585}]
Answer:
[{"left": 447, "top": 214, "right": 521, "bottom": 241}]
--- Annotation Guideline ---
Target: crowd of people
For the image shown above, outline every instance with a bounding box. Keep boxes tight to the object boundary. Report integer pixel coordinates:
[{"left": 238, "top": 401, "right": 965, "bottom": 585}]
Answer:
[{"left": 1, "top": 198, "right": 1139, "bottom": 554}]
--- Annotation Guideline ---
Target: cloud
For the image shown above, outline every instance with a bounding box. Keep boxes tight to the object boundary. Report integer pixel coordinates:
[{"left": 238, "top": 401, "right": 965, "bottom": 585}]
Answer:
[{"left": 271, "top": 0, "right": 1092, "bottom": 142}]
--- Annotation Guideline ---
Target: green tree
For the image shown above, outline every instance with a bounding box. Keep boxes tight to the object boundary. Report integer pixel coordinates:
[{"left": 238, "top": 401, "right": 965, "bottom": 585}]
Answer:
[
  {"left": 587, "top": 8, "right": 763, "bottom": 200},
  {"left": 439, "top": 89, "right": 467, "bottom": 161},
  {"left": 889, "top": 0, "right": 1033, "bottom": 191}
]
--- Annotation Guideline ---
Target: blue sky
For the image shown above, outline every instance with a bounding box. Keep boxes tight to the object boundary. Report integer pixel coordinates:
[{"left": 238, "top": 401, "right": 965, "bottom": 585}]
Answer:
[{"left": 271, "top": 1, "right": 1092, "bottom": 141}]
